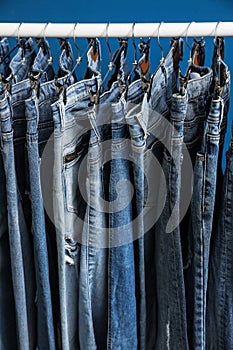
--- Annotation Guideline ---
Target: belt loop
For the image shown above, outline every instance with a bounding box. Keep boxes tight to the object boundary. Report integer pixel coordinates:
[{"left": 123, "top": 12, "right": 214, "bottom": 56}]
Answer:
[
  {"left": 88, "top": 106, "right": 101, "bottom": 142},
  {"left": 58, "top": 96, "right": 66, "bottom": 131},
  {"left": 219, "top": 96, "right": 224, "bottom": 131}
]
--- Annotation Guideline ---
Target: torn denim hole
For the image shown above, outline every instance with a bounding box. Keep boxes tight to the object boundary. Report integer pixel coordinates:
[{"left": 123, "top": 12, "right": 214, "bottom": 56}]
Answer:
[{"left": 65, "top": 236, "right": 79, "bottom": 265}]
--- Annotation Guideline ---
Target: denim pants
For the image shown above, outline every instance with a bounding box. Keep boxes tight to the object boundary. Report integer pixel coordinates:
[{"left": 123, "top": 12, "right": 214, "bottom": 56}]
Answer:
[
  {"left": 123, "top": 79, "right": 148, "bottom": 350},
  {"left": 23, "top": 43, "right": 76, "bottom": 349},
  {"left": 0, "top": 37, "right": 17, "bottom": 350},
  {"left": 8, "top": 43, "right": 74, "bottom": 349},
  {"left": 108, "top": 99, "right": 138, "bottom": 350},
  {"left": 0, "top": 91, "right": 31, "bottom": 350},
  {"left": 24, "top": 90, "right": 56, "bottom": 350},
  {"left": 188, "top": 96, "right": 223, "bottom": 349},
  {"left": 180, "top": 66, "right": 213, "bottom": 348},
  {"left": 141, "top": 45, "right": 182, "bottom": 349},
  {"left": 52, "top": 75, "right": 102, "bottom": 350},
  {"left": 154, "top": 91, "right": 189, "bottom": 350},
  {"left": 206, "top": 124, "right": 233, "bottom": 350}
]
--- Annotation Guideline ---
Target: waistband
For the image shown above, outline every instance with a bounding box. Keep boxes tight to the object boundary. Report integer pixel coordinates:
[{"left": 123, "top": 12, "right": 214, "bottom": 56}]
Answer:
[
  {"left": 62, "top": 74, "right": 101, "bottom": 108},
  {"left": 186, "top": 66, "right": 213, "bottom": 100}
]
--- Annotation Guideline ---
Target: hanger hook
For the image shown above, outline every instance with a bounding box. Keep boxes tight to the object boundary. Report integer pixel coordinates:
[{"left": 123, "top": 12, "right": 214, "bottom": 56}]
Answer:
[
  {"left": 17, "top": 22, "right": 23, "bottom": 42},
  {"left": 73, "top": 23, "right": 81, "bottom": 62},
  {"left": 43, "top": 23, "right": 53, "bottom": 64},
  {"left": 106, "top": 22, "right": 112, "bottom": 58},
  {"left": 185, "top": 22, "right": 194, "bottom": 59},
  {"left": 157, "top": 22, "right": 164, "bottom": 61},
  {"left": 214, "top": 21, "right": 221, "bottom": 44},
  {"left": 43, "top": 22, "right": 50, "bottom": 42},
  {"left": 132, "top": 22, "right": 137, "bottom": 65},
  {"left": 132, "top": 22, "right": 135, "bottom": 40}
]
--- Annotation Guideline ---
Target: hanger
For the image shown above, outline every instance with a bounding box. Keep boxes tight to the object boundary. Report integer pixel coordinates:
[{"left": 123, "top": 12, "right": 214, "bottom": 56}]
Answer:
[
  {"left": 157, "top": 22, "right": 165, "bottom": 65},
  {"left": 106, "top": 22, "right": 114, "bottom": 72},
  {"left": 177, "top": 22, "right": 195, "bottom": 95},
  {"left": 212, "top": 22, "right": 227, "bottom": 98},
  {"left": 146, "top": 22, "right": 168, "bottom": 100},
  {"left": 104, "top": 36, "right": 129, "bottom": 92},
  {"left": 73, "top": 23, "right": 82, "bottom": 67}
]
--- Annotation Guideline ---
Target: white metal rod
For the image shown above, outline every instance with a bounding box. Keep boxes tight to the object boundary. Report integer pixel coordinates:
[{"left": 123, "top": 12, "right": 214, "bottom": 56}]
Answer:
[{"left": 0, "top": 22, "right": 233, "bottom": 38}]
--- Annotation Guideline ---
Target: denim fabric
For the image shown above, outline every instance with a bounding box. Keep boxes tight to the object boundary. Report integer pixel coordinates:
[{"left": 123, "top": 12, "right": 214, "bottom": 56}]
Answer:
[
  {"left": 0, "top": 37, "right": 11, "bottom": 77},
  {"left": 51, "top": 39, "right": 109, "bottom": 350},
  {"left": 2, "top": 43, "right": 40, "bottom": 349},
  {"left": 57, "top": 41, "right": 75, "bottom": 80},
  {"left": 31, "top": 41, "right": 55, "bottom": 83},
  {"left": 10, "top": 37, "right": 35, "bottom": 83},
  {"left": 24, "top": 91, "right": 56, "bottom": 350},
  {"left": 52, "top": 75, "right": 101, "bottom": 350},
  {"left": 155, "top": 91, "right": 189, "bottom": 349},
  {"left": 8, "top": 45, "right": 74, "bottom": 349},
  {"left": 141, "top": 46, "right": 176, "bottom": 348},
  {"left": 0, "top": 36, "right": 17, "bottom": 350},
  {"left": 121, "top": 79, "right": 147, "bottom": 350},
  {"left": 23, "top": 45, "right": 76, "bottom": 349},
  {"left": 81, "top": 82, "right": 124, "bottom": 350},
  {"left": 180, "top": 65, "right": 213, "bottom": 348},
  {"left": 206, "top": 125, "right": 233, "bottom": 350},
  {"left": 108, "top": 99, "right": 137, "bottom": 350},
  {"left": 188, "top": 96, "right": 223, "bottom": 349},
  {"left": 0, "top": 91, "right": 31, "bottom": 350}
]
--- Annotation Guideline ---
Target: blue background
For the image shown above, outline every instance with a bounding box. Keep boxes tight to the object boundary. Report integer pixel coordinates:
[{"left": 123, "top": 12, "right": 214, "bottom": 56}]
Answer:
[{"left": 0, "top": 0, "right": 232, "bottom": 163}]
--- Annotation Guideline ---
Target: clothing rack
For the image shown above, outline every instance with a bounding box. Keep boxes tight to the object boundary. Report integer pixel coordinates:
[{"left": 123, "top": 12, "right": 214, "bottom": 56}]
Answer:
[{"left": 0, "top": 22, "right": 233, "bottom": 38}]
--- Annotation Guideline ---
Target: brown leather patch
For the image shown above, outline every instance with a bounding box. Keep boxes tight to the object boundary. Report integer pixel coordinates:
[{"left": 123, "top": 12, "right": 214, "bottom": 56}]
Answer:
[
  {"left": 90, "top": 49, "right": 98, "bottom": 62},
  {"left": 139, "top": 59, "right": 150, "bottom": 75},
  {"left": 64, "top": 151, "right": 77, "bottom": 163},
  {"left": 193, "top": 51, "right": 199, "bottom": 66}
]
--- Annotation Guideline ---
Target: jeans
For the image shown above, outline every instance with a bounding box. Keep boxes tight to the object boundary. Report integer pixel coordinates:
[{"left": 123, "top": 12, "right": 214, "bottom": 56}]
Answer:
[
  {"left": 0, "top": 91, "right": 31, "bottom": 350},
  {"left": 9, "top": 44, "right": 75, "bottom": 349},
  {"left": 124, "top": 79, "right": 148, "bottom": 350},
  {"left": 206, "top": 124, "right": 233, "bottom": 350},
  {"left": 0, "top": 36, "right": 17, "bottom": 350},
  {"left": 52, "top": 74, "right": 101, "bottom": 350},
  {"left": 189, "top": 96, "right": 223, "bottom": 349},
  {"left": 25, "top": 90, "right": 56, "bottom": 350},
  {"left": 154, "top": 91, "right": 189, "bottom": 350},
  {"left": 141, "top": 45, "right": 178, "bottom": 348},
  {"left": 180, "top": 65, "right": 213, "bottom": 348},
  {"left": 108, "top": 99, "right": 138, "bottom": 350}
]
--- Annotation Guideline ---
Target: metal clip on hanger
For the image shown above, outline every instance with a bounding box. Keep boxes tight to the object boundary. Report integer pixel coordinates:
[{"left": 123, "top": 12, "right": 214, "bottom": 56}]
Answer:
[
  {"left": 178, "top": 22, "right": 194, "bottom": 95},
  {"left": 106, "top": 23, "right": 114, "bottom": 71},
  {"left": 73, "top": 23, "right": 82, "bottom": 66},
  {"left": 157, "top": 22, "right": 165, "bottom": 65},
  {"left": 132, "top": 23, "right": 137, "bottom": 72},
  {"left": 213, "top": 22, "right": 224, "bottom": 98}
]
